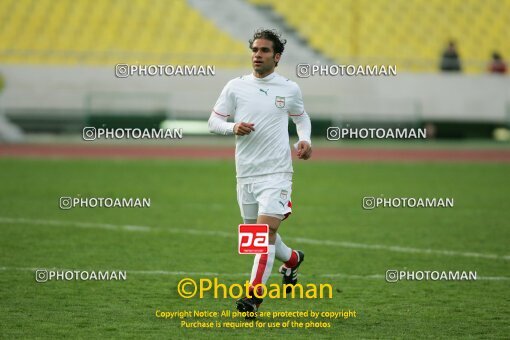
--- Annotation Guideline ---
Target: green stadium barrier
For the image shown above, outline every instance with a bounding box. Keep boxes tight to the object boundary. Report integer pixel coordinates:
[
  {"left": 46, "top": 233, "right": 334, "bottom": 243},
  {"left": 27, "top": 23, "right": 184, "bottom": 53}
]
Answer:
[{"left": 84, "top": 92, "right": 171, "bottom": 129}]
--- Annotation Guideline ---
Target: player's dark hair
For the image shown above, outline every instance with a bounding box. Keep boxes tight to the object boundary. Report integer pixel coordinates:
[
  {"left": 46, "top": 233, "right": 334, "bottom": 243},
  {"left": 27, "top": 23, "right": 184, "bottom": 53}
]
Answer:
[{"left": 249, "top": 29, "right": 287, "bottom": 66}]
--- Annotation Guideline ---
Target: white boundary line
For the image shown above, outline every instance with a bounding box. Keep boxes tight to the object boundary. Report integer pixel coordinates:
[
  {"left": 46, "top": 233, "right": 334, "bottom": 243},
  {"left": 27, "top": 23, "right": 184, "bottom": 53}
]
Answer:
[
  {"left": 0, "top": 216, "right": 509, "bottom": 261},
  {"left": 1, "top": 266, "right": 508, "bottom": 281}
]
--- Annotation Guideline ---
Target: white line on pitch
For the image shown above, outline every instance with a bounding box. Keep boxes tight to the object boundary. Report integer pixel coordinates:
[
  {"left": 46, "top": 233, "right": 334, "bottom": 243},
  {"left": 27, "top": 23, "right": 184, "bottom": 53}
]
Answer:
[{"left": 0, "top": 217, "right": 508, "bottom": 261}]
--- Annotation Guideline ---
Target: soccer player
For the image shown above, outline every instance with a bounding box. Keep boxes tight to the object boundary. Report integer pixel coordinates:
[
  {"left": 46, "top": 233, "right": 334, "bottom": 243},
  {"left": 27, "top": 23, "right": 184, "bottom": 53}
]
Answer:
[{"left": 208, "top": 29, "right": 312, "bottom": 315}]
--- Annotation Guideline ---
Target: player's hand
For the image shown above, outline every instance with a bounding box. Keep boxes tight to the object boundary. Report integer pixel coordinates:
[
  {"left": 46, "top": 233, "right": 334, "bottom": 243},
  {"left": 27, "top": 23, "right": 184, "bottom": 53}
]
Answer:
[
  {"left": 234, "top": 122, "right": 255, "bottom": 136},
  {"left": 297, "top": 141, "right": 312, "bottom": 160}
]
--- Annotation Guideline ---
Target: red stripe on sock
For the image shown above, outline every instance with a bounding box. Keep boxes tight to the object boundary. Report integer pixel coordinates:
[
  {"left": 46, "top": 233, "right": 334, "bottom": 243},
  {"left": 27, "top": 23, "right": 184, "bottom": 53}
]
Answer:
[
  {"left": 252, "top": 254, "right": 268, "bottom": 286},
  {"left": 284, "top": 250, "right": 298, "bottom": 268}
]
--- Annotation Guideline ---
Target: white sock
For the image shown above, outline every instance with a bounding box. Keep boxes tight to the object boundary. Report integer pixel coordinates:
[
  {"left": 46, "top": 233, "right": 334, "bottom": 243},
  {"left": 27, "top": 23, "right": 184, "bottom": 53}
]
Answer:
[
  {"left": 275, "top": 233, "right": 292, "bottom": 262},
  {"left": 250, "top": 245, "right": 275, "bottom": 289}
]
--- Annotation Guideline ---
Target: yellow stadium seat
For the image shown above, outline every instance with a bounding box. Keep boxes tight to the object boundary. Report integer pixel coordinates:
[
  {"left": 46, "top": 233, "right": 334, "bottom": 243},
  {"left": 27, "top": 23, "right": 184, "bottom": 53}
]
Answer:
[
  {"left": 2, "top": 0, "right": 508, "bottom": 72},
  {"left": 0, "top": 0, "right": 246, "bottom": 67},
  {"left": 258, "top": 0, "right": 509, "bottom": 73}
]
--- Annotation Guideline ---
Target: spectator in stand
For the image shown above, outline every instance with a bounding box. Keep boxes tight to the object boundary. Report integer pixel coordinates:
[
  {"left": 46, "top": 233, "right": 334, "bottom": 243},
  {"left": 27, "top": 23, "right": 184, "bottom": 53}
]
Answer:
[
  {"left": 440, "top": 40, "right": 462, "bottom": 72},
  {"left": 488, "top": 52, "right": 507, "bottom": 74}
]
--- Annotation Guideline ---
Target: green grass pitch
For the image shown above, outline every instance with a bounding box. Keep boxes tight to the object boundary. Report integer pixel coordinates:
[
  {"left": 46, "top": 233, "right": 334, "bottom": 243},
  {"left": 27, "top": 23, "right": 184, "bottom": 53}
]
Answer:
[{"left": 0, "top": 158, "right": 509, "bottom": 338}]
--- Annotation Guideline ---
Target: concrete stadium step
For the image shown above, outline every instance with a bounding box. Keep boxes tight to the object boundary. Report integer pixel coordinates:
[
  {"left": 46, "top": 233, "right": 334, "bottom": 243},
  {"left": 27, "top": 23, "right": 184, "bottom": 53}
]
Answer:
[{"left": 187, "top": 0, "right": 327, "bottom": 65}]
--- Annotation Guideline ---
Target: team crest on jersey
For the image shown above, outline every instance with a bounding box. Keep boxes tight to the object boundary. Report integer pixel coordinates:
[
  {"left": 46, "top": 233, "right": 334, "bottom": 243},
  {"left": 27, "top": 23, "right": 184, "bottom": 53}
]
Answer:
[
  {"left": 275, "top": 96, "right": 286, "bottom": 108},
  {"left": 280, "top": 190, "right": 288, "bottom": 200}
]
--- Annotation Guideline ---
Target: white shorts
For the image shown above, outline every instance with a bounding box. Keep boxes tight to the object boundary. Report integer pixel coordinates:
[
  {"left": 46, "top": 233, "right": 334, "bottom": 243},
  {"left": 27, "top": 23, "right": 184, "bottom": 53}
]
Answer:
[{"left": 236, "top": 178, "right": 293, "bottom": 220}]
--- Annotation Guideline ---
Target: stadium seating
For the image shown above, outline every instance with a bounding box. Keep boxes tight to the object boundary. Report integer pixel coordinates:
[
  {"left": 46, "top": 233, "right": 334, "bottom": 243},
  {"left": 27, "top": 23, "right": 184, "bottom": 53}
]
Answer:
[
  {"left": 0, "top": 0, "right": 248, "bottom": 67},
  {"left": 250, "top": 0, "right": 510, "bottom": 73},
  {"left": 1, "top": 0, "right": 508, "bottom": 73}
]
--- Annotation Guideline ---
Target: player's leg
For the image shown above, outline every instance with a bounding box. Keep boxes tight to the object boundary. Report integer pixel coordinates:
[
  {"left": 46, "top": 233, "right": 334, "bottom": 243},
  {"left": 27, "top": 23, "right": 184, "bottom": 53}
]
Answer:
[
  {"left": 276, "top": 232, "right": 304, "bottom": 292},
  {"left": 237, "top": 181, "right": 283, "bottom": 316},
  {"left": 237, "top": 182, "right": 259, "bottom": 223},
  {"left": 259, "top": 179, "right": 304, "bottom": 292},
  {"left": 275, "top": 233, "right": 291, "bottom": 261},
  {"left": 237, "top": 181, "right": 282, "bottom": 290},
  {"left": 236, "top": 179, "right": 303, "bottom": 315},
  {"left": 237, "top": 213, "right": 281, "bottom": 316},
  {"left": 247, "top": 179, "right": 298, "bottom": 295},
  {"left": 278, "top": 249, "right": 304, "bottom": 293},
  {"left": 275, "top": 233, "right": 300, "bottom": 265},
  {"left": 236, "top": 183, "right": 263, "bottom": 317},
  {"left": 249, "top": 214, "right": 281, "bottom": 288}
]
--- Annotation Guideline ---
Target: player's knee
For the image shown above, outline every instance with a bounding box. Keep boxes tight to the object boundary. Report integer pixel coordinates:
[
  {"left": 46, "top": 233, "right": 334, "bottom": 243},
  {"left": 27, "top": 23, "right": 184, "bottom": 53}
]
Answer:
[{"left": 268, "top": 230, "right": 277, "bottom": 245}]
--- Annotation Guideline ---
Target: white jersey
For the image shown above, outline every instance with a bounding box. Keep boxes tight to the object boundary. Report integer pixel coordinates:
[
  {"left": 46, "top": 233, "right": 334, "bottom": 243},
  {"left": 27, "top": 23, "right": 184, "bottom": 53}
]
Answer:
[{"left": 211, "top": 72, "right": 311, "bottom": 182}]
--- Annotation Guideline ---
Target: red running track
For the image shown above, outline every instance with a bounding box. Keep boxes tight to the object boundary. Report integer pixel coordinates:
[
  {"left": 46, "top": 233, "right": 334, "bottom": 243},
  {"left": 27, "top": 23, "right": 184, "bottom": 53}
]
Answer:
[{"left": 1, "top": 144, "right": 510, "bottom": 162}]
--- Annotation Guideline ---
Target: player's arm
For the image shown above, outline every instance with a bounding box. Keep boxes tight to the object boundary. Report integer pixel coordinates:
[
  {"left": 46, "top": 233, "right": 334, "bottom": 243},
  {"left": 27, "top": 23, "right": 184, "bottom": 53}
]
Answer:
[
  {"left": 290, "top": 111, "right": 312, "bottom": 160},
  {"left": 289, "top": 84, "right": 312, "bottom": 160},
  {"left": 208, "top": 112, "right": 255, "bottom": 136},
  {"left": 208, "top": 111, "right": 235, "bottom": 135},
  {"left": 208, "top": 80, "right": 255, "bottom": 136}
]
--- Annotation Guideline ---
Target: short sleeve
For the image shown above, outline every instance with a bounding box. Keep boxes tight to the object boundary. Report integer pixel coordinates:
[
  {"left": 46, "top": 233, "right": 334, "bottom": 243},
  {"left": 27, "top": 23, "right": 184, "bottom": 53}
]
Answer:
[{"left": 213, "top": 81, "right": 235, "bottom": 117}]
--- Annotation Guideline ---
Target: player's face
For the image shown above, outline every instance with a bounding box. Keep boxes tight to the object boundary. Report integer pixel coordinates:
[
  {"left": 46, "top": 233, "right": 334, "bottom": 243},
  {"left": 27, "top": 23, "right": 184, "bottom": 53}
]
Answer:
[{"left": 251, "top": 38, "right": 281, "bottom": 78}]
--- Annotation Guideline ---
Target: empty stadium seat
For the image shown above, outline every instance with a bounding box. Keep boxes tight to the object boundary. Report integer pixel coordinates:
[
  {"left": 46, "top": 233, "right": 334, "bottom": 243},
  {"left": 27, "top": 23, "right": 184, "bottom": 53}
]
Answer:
[
  {"left": 0, "top": 0, "right": 248, "bottom": 68},
  {"left": 250, "top": 0, "right": 510, "bottom": 73}
]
